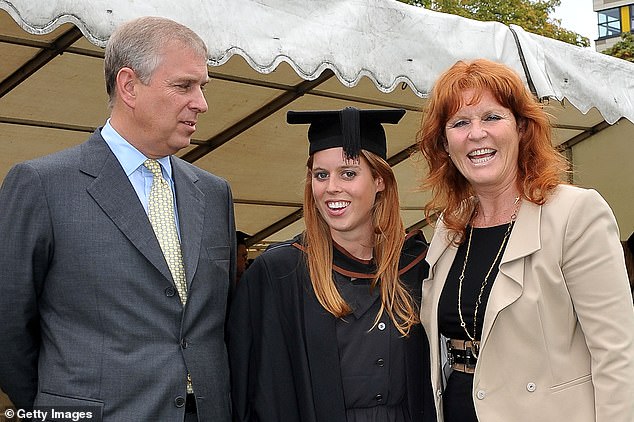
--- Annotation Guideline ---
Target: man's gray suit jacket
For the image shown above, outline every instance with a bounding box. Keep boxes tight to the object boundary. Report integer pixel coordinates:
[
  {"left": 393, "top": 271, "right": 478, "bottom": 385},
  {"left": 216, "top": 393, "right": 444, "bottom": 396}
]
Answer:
[{"left": 0, "top": 130, "right": 235, "bottom": 421}]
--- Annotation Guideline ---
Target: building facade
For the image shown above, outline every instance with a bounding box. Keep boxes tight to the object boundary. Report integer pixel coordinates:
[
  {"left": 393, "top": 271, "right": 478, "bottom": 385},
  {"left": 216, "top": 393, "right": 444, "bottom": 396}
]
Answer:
[{"left": 593, "top": 0, "right": 634, "bottom": 51}]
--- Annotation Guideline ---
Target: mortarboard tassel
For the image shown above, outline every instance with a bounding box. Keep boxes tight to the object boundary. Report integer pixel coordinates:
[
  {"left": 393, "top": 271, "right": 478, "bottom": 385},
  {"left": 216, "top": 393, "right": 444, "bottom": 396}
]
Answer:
[{"left": 340, "top": 107, "right": 361, "bottom": 161}]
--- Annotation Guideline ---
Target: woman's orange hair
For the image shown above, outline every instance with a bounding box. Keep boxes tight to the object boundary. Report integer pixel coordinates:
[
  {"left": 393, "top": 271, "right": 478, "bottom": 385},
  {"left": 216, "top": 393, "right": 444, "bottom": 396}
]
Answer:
[{"left": 417, "top": 59, "right": 569, "bottom": 242}]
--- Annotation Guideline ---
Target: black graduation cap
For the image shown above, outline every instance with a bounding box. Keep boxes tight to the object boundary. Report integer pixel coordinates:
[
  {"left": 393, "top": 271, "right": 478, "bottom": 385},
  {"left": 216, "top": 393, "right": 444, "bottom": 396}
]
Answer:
[{"left": 287, "top": 107, "right": 405, "bottom": 160}]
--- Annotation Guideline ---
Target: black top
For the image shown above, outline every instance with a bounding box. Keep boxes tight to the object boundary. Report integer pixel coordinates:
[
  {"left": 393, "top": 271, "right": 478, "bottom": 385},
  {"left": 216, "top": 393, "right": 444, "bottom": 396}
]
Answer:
[
  {"left": 333, "top": 244, "right": 408, "bottom": 421},
  {"left": 227, "top": 231, "right": 437, "bottom": 422},
  {"left": 437, "top": 224, "right": 512, "bottom": 422},
  {"left": 439, "top": 224, "right": 511, "bottom": 340}
]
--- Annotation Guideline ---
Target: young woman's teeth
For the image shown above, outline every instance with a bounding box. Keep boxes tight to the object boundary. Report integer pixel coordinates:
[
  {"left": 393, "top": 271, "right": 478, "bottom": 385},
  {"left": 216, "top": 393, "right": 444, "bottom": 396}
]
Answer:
[{"left": 328, "top": 201, "right": 350, "bottom": 210}]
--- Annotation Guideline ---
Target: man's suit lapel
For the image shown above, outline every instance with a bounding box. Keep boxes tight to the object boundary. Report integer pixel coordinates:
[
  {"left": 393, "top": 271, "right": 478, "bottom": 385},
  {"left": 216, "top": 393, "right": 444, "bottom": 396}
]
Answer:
[
  {"left": 171, "top": 157, "right": 204, "bottom": 288},
  {"left": 481, "top": 201, "right": 542, "bottom": 346},
  {"left": 81, "top": 131, "right": 172, "bottom": 282}
]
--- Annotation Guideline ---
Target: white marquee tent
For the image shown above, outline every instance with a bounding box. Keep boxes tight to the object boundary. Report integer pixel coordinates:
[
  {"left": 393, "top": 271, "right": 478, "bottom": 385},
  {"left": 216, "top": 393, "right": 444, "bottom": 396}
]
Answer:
[{"left": 1, "top": 0, "right": 633, "bottom": 249}]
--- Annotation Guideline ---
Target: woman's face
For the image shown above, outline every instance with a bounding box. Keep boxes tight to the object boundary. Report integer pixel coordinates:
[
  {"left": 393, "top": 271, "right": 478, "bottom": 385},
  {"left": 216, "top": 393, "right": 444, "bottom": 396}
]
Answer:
[
  {"left": 311, "top": 147, "right": 385, "bottom": 243},
  {"left": 444, "top": 89, "right": 522, "bottom": 194}
]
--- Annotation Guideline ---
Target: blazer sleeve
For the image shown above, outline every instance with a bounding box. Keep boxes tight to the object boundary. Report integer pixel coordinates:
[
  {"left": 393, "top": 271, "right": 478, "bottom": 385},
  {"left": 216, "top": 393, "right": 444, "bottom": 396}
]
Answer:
[
  {"left": 0, "top": 163, "right": 52, "bottom": 409},
  {"left": 561, "top": 189, "right": 634, "bottom": 421}
]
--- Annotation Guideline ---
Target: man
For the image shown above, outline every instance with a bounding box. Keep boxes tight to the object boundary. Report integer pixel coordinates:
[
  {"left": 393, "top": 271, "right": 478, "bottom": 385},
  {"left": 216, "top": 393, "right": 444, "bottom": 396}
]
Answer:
[
  {"left": 0, "top": 17, "right": 234, "bottom": 422},
  {"left": 236, "top": 231, "right": 250, "bottom": 283}
]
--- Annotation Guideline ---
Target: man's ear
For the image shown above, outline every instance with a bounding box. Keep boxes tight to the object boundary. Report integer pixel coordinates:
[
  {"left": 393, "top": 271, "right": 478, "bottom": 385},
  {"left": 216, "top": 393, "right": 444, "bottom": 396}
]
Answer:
[{"left": 116, "top": 67, "right": 138, "bottom": 108}]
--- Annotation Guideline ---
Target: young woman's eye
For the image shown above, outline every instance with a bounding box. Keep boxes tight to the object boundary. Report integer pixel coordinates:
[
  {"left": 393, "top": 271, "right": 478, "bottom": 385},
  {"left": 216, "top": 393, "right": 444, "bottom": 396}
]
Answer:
[
  {"left": 313, "top": 171, "right": 328, "bottom": 180},
  {"left": 342, "top": 170, "right": 356, "bottom": 179}
]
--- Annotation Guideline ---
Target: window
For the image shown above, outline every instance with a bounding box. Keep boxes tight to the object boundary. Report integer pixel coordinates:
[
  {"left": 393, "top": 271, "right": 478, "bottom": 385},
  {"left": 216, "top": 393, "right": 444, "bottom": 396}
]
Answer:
[{"left": 598, "top": 7, "right": 621, "bottom": 38}]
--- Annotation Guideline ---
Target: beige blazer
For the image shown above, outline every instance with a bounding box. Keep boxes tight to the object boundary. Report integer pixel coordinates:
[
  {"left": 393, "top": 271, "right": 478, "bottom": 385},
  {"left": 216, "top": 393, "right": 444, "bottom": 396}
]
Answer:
[{"left": 421, "top": 185, "right": 634, "bottom": 422}]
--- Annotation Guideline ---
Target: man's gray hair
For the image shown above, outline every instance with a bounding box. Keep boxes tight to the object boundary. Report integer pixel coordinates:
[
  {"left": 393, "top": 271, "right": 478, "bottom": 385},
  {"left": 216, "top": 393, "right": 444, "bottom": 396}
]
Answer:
[{"left": 104, "top": 16, "right": 208, "bottom": 107}]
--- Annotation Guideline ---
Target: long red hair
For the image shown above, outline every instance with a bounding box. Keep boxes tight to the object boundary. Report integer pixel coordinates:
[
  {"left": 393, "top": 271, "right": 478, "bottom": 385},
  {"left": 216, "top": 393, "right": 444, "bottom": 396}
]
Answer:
[{"left": 303, "top": 150, "right": 419, "bottom": 335}]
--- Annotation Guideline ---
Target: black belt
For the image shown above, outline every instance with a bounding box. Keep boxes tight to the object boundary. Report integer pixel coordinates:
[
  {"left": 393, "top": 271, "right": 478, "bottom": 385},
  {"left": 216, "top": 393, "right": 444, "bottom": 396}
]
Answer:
[
  {"left": 447, "top": 339, "right": 480, "bottom": 373},
  {"left": 185, "top": 393, "right": 197, "bottom": 414}
]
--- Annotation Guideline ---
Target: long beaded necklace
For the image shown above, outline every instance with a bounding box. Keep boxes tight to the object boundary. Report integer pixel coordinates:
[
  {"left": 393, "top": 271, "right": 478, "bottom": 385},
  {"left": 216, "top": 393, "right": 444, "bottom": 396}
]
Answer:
[{"left": 457, "top": 196, "right": 521, "bottom": 357}]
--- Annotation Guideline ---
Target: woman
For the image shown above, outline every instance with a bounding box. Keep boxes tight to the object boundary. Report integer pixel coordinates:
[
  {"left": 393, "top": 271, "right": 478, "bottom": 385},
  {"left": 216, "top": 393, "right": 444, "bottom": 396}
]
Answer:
[
  {"left": 417, "top": 59, "right": 634, "bottom": 422},
  {"left": 228, "top": 107, "right": 435, "bottom": 422}
]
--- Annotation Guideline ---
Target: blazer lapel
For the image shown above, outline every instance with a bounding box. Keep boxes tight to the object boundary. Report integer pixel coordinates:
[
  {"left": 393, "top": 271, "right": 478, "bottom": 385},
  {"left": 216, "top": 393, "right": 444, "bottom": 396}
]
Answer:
[
  {"left": 302, "top": 276, "right": 347, "bottom": 422},
  {"left": 421, "top": 221, "right": 457, "bottom": 392},
  {"left": 425, "top": 222, "right": 454, "bottom": 279},
  {"left": 423, "top": 220, "right": 456, "bottom": 333},
  {"left": 171, "top": 158, "right": 204, "bottom": 289},
  {"left": 81, "top": 131, "right": 172, "bottom": 282},
  {"left": 481, "top": 200, "right": 542, "bottom": 345}
]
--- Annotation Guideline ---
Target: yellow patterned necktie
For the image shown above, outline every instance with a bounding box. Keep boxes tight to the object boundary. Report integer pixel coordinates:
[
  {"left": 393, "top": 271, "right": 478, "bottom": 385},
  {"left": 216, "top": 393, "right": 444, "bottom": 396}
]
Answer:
[
  {"left": 144, "top": 159, "right": 194, "bottom": 394},
  {"left": 144, "top": 159, "right": 188, "bottom": 305}
]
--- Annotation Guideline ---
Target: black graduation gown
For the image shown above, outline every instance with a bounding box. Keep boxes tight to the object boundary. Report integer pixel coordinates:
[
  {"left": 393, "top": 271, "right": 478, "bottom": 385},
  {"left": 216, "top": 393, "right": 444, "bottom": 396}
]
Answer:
[{"left": 227, "top": 230, "right": 436, "bottom": 422}]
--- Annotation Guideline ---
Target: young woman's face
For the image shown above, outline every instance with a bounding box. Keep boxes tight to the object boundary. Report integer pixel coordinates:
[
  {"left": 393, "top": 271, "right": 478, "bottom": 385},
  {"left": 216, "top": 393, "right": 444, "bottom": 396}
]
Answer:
[
  {"left": 311, "top": 148, "right": 384, "bottom": 243},
  {"left": 444, "top": 89, "right": 522, "bottom": 195}
]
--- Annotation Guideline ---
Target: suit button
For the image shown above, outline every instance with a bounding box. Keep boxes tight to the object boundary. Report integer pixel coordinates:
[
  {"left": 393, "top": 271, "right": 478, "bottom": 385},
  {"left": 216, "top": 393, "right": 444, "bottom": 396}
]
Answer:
[
  {"left": 165, "top": 286, "right": 176, "bottom": 297},
  {"left": 174, "top": 396, "right": 185, "bottom": 407},
  {"left": 476, "top": 390, "right": 486, "bottom": 400},
  {"left": 375, "top": 393, "right": 383, "bottom": 403},
  {"left": 378, "top": 322, "right": 386, "bottom": 331},
  {"left": 181, "top": 338, "right": 188, "bottom": 349},
  {"left": 376, "top": 358, "right": 385, "bottom": 367},
  {"left": 526, "top": 382, "right": 536, "bottom": 392}
]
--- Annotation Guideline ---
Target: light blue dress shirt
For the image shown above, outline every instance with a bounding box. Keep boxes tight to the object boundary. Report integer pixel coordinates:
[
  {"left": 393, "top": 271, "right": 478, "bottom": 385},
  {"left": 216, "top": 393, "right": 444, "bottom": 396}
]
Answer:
[{"left": 101, "top": 119, "right": 181, "bottom": 237}]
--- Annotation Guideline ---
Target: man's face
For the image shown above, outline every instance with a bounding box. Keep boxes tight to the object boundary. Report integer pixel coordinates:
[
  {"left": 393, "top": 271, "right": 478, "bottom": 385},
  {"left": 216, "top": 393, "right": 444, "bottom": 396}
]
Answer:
[{"left": 133, "top": 41, "right": 209, "bottom": 158}]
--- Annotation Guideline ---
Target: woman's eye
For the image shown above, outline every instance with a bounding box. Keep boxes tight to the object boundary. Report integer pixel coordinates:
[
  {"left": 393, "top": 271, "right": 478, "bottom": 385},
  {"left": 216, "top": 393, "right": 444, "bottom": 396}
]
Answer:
[
  {"left": 484, "top": 114, "right": 502, "bottom": 122},
  {"left": 449, "top": 120, "right": 468, "bottom": 129},
  {"left": 313, "top": 171, "right": 328, "bottom": 180},
  {"left": 342, "top": 170, "right": 356, "bottom": 179}
]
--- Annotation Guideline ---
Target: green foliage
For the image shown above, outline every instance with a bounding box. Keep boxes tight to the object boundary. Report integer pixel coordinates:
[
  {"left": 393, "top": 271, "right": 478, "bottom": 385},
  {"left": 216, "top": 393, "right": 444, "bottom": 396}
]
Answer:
[
  {"left": 399, "top": 0, "right": 590, "bottom": 47},
  {"left": 601, "top": 33, "right": 634, "bottom": 62}
]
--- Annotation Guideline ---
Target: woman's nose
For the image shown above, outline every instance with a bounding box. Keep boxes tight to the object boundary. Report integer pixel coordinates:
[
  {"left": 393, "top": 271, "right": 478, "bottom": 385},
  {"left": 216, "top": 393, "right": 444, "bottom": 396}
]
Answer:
[{"left": 467, "top": 119, "right": 486, "bottom": 141}]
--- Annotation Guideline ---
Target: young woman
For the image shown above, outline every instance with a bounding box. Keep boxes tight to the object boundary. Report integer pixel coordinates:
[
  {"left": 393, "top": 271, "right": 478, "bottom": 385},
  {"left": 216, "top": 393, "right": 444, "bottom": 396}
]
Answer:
[{"left": 228, "top": 107, "right": 436, "bottom": 422}]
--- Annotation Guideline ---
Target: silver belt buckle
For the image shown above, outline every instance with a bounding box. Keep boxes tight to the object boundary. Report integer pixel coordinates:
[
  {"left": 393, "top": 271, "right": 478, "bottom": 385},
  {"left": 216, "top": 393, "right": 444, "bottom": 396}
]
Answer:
[{"left": 446, "top": 339, "right": 455, "bottom": 366}]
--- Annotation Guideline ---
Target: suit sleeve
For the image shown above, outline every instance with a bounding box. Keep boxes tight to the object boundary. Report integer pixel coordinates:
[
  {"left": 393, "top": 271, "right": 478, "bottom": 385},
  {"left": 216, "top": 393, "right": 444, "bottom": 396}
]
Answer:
[
  {"left": 225, "top": 179, "right": 237, "bottom": 300},
  {"left": 0, "top": 163, "right": 52, "bottom": 409},
  {"left": 561, "top": 189, "right": 634, "bottom": 421}
]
